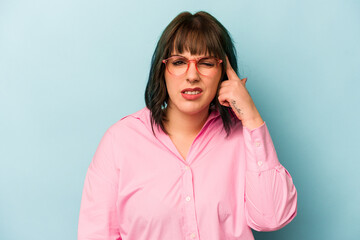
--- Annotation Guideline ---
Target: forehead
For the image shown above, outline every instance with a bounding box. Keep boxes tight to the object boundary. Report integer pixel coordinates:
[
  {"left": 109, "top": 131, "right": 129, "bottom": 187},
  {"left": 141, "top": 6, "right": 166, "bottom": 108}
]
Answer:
[{"left": 171, "top": 50, "right": 210, "bottom": 58}]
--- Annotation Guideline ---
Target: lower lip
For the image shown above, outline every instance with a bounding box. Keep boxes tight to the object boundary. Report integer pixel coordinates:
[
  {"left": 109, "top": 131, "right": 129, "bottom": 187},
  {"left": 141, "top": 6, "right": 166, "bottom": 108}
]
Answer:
[{"left": 181, "top": 92, "right": 203, "bottom": 100}]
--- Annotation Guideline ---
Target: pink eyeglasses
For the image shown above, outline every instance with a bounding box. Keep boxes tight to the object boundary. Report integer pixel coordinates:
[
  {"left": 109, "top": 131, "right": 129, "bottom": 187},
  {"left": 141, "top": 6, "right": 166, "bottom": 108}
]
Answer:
[{"left": 162, "top": 56, "right": 223, "bottom": 76}]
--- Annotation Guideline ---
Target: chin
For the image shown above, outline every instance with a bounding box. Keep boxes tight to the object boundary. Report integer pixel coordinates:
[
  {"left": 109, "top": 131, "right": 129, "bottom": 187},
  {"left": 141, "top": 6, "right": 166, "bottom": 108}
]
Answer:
[
  {"left": 167, "top": 95, "right": 214, "bottom": 116},
  {"left": 177, "top": 103, "right": 210, "bottom": 116}
]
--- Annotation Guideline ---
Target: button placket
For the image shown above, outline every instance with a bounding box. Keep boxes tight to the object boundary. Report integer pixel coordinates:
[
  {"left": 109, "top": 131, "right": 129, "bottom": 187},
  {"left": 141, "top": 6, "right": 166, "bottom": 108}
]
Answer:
[{"left": 182, "top": 165, "right": 199, "bottom": 239}]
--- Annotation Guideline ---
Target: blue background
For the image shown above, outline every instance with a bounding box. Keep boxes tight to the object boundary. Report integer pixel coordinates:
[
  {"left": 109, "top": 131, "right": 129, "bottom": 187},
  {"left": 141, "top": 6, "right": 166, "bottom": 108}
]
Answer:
[{"left": 1, "top": 0, "right": 359, "bottom": 239}]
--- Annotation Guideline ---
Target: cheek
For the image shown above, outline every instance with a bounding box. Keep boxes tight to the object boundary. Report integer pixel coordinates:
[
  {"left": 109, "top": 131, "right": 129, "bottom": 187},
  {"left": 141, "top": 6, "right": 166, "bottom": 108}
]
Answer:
[
  {"left": 164, "top": 74, "right": 177, "bottom": 97},
  {"left": 210, "top": 77, "right": 222, "bottom": 95}
]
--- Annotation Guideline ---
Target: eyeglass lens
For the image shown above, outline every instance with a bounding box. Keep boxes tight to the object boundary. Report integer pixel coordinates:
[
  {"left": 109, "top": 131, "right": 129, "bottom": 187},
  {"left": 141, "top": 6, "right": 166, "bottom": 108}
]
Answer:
[{"left": 166, "top": 57, "right": 220, "bottom": 76}]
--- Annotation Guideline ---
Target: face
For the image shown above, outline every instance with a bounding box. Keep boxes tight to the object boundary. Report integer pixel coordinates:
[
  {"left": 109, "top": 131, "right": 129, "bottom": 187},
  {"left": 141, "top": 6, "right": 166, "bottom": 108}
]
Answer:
[{"left": 164, "top": 50, "right": 222, "bottom": 117}]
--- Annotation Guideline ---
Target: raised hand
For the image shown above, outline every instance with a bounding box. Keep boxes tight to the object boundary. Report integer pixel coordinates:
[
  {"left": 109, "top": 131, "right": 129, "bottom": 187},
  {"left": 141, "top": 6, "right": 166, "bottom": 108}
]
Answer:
[{"left": 218, "top": 57, "right": 264, "bottom": 130}]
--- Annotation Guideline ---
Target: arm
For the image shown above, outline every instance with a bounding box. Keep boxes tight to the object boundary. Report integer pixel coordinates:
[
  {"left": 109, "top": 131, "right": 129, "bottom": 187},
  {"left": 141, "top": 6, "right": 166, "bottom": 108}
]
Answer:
[
  {"left": 78, "top": 130, "right": 122, "bottom": 240},
  {"left": 218, "top": 56, "right": 297, "bottom": 230},
  {"left": 243, "top": 122, "right": 297, "bottom": 231}
]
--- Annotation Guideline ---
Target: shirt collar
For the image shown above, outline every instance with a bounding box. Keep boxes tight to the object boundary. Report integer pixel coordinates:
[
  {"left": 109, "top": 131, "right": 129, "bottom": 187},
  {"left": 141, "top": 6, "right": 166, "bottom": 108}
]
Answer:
[{"left": 130, "top": 106, "right": 221, "bottom": 135}]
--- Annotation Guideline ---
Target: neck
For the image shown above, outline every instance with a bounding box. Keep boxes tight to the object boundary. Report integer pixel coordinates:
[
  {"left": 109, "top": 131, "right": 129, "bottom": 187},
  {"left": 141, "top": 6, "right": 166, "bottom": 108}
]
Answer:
[{"left": 164, "top": 107, "right": 210, "bottom": 137}]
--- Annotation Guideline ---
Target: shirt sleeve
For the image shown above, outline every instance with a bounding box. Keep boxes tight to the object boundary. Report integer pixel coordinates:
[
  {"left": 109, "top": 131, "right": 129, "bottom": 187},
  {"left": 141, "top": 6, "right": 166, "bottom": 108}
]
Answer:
[
  {"left": 78, "top": 129, "right": 122, "bottom": 240},
  {"left": 243, "top": 122, "right": 297, "bottom": 232}
]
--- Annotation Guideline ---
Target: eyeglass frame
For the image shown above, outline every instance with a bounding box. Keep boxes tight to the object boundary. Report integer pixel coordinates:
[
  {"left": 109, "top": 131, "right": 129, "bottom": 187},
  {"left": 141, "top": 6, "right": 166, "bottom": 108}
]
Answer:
[{"left": 162, "top": 55, "right": 223, "bottom": 76}]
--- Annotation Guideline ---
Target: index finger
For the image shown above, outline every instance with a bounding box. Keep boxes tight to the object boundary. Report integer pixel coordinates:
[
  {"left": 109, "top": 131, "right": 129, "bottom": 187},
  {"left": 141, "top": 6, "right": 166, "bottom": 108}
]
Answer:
[{"left": 225, "top": 56, "right": 239, "bottom": 80}]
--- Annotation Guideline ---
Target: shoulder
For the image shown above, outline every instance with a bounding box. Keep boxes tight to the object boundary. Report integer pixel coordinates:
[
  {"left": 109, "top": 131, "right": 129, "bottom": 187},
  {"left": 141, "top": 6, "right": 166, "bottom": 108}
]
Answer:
[{"left": 106, "top": 107, "right": 152, "bottom": 137}]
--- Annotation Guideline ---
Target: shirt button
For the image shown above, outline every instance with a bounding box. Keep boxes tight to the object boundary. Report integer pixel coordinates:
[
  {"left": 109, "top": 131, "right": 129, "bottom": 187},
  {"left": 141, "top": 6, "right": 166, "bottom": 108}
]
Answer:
[
  {"left": 258, "top": 161, "right": 263, "bottom": 166},
  {"left": 190, "top": 233, "right": 196, "bottom": 239},
  {"left": 255, "top": 141, "right": 261, "bottom": 147},
  {"left": 185, "top": 196, "right": 191, "bottom": 202},
  {"left": 184, "top": 165, "right": 190, "bottom": 170}
]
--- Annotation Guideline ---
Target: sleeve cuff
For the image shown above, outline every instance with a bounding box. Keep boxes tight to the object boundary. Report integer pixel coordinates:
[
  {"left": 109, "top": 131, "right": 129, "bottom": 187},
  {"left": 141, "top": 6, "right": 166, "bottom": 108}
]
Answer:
[{"left": 242, "top": 121, "right": 280, "bottom": 172}]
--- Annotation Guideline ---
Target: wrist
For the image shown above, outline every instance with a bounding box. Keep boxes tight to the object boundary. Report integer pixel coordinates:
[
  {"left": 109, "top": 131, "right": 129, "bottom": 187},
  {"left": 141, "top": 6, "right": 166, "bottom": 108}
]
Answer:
[{"left": 241, "top": 115, "right": 264, "bottom": 130}]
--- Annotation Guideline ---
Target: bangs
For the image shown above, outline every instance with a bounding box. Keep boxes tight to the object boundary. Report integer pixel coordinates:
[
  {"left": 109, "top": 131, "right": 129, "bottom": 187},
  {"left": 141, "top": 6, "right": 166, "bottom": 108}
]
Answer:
[{"left": 169, "top": 18, "right": 224, "bottom": 58}]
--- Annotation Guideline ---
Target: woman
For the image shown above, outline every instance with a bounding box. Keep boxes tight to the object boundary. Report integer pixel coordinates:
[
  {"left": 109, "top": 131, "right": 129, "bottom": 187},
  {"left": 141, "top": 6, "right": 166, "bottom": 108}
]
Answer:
[{"left": 78, "top": 11, "right": 297, "bottom": 240}]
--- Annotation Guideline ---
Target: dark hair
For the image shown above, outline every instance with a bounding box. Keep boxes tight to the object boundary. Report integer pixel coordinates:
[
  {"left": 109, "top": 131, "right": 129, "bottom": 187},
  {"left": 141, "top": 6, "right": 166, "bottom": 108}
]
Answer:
[{"left": 145, "top": 11, "right": 239, "bottom": 136}]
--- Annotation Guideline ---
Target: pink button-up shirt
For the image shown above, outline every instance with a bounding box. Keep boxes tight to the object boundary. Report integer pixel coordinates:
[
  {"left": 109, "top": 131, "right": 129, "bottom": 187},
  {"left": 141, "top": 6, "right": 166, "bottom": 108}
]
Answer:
[{"left": 78, "top": 107, "right": 297, "bottom": 240}]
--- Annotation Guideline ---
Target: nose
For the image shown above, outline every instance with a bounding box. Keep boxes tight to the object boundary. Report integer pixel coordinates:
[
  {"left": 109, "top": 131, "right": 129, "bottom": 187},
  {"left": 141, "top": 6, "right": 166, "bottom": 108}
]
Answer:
[{"left": 186, "top": 60, "right": 200, "bottom": 83}]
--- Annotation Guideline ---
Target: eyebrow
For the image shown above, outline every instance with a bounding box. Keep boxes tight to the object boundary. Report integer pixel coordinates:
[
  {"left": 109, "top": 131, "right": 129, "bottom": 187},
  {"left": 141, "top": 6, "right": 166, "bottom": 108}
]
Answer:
[{"left": 169, "top": 54, "right": 213, "bottom": 59}]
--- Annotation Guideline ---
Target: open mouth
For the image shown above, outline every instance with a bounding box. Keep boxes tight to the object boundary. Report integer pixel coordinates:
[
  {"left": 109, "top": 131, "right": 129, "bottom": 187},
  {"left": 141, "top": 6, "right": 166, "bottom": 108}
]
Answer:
[
  {"left": 183, "top": 90, "right": 201, "bottom": 95},
  {"left": 181, "top": 88, "right": 203, "bottom": 100},
  {"left": 181, "top": 88, "right": 203, "bottom": 94}
]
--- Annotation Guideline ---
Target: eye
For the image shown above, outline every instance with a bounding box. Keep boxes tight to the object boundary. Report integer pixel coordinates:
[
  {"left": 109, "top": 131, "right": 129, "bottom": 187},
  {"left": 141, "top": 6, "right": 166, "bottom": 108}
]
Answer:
[
  {"left": 198, "top": 58, "right": 216, "bottom": 67},
  {"left": 171, "top": 58, "right": 187, "bottom": 66}
]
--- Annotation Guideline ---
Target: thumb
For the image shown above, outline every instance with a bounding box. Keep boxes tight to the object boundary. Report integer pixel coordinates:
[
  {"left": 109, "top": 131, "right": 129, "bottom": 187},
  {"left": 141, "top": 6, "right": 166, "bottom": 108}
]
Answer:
[{"left": 241, "top": 77, "right": 248, "bottom": 85}]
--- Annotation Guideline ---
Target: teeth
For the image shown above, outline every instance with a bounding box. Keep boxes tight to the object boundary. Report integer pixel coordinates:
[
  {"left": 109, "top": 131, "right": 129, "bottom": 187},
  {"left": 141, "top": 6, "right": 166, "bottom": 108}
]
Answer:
[{"left": 184, "top": 91, "right": 200, "bottom": 95}]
